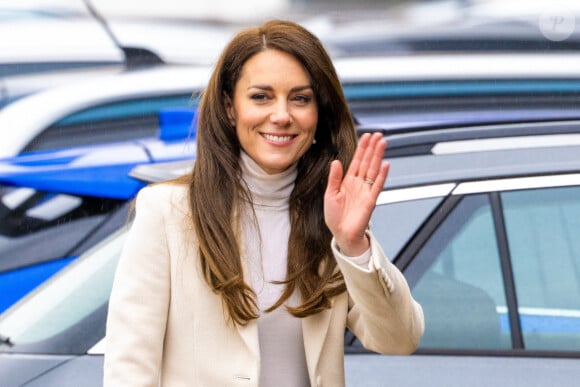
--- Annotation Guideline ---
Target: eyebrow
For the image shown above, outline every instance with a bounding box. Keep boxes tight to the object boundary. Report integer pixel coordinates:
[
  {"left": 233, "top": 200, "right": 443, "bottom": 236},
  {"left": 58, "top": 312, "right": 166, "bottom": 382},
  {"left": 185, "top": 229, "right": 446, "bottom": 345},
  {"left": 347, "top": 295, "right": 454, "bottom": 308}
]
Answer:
[{"left": 247, "top": 84, "right": 313, "bottom": 92}]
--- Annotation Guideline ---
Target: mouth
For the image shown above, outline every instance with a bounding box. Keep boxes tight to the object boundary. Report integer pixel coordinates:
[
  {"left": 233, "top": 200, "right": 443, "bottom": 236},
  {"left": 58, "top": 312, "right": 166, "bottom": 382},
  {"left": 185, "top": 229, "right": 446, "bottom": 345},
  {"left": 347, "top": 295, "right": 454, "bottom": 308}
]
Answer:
[{"left": 261, "top": 133, "right": 297, "bottom": 144}]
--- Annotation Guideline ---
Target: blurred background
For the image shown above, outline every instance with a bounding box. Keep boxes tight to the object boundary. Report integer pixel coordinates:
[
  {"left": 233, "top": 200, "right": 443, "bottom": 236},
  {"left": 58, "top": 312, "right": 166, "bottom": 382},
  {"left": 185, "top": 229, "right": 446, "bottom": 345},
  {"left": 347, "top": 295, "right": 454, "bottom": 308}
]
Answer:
[
  {"left": 2, "top": 1, "right": 580, "bottom": 387},
  {"left": 2, "top": 0, "right": 579, "bottom": 105}
]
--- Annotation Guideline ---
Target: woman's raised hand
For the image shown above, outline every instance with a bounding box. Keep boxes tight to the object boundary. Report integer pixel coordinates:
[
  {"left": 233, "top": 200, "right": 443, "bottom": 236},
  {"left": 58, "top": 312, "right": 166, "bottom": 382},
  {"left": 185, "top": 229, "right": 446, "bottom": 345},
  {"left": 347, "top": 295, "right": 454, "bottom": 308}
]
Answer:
[{"left": 324, "top": 133, "right": 390, "bottom": 257}]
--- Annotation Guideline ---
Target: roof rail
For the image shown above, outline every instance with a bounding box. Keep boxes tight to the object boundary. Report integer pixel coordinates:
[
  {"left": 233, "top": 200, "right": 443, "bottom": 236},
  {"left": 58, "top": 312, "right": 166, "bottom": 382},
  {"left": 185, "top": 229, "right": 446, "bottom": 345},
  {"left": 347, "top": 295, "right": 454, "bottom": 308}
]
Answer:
[{"left": 361, "top": 119, "right": 580, "bottom": 158}]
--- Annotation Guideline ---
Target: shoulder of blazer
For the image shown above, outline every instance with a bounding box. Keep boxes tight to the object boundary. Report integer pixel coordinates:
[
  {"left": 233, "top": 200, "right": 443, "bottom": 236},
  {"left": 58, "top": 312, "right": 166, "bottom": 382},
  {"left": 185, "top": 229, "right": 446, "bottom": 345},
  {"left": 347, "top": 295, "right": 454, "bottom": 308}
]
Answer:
[{"left": 137, "top": 181, "right": 190, "bottom": 218}]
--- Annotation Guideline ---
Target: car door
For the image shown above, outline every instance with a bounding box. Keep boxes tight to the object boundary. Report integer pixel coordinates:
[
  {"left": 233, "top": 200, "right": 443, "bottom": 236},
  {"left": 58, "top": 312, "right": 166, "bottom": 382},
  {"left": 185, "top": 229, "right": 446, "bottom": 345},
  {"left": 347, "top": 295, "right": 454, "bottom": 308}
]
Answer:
[{"left": 345, "top": 174, "right": 580, "bottom": 386}]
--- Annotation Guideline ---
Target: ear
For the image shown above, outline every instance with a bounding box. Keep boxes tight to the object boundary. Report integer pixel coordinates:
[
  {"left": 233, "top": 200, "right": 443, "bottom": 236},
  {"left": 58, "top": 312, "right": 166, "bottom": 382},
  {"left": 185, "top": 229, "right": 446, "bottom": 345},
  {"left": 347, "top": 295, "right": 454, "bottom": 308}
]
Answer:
[{"left": 224, "top": 94, "right": 236, "bottom": 126}]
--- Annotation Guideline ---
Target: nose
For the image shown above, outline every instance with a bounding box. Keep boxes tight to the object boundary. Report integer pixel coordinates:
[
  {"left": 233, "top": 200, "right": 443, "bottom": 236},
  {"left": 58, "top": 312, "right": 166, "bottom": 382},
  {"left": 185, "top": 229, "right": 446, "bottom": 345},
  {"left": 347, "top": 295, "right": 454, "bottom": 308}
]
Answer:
[{"left": 270, "top": 102, "right": 292, "bottom": 126}]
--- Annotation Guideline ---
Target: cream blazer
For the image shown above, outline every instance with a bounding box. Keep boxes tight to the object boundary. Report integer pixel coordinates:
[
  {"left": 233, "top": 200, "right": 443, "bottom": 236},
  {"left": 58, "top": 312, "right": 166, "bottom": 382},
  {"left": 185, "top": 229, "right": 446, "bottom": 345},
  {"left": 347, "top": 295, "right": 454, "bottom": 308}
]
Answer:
[{"left": 103, "top": 183, "right": 424, "bottom": 387}]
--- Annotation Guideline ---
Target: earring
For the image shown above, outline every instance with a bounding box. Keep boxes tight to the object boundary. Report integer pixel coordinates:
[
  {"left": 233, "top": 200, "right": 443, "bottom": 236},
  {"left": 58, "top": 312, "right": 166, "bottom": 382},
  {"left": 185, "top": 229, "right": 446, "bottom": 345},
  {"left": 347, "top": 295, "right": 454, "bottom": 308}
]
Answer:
[{"left": 312, "top": 138, "right": 317, "bottom": 145}]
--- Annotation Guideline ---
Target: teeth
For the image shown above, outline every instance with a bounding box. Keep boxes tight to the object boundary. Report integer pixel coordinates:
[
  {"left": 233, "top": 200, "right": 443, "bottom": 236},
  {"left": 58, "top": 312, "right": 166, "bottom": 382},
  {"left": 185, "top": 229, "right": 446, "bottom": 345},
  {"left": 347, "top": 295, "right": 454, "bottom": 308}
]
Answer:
[{"left": 263, "top": 134, "right": 293, "bottom": 143}]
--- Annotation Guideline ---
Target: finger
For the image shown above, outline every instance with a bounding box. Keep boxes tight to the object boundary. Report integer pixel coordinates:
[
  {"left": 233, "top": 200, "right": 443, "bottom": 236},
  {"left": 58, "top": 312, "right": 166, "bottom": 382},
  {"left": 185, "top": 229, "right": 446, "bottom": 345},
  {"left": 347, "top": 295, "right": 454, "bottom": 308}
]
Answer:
[
  {"left": 370, "top": 161, "right": 390, "bottom": 196},
  {"left": 362, "top": 134, "right": 386, "bottom": 181},
  {"left": 325, "top": 160, "right": 344, "bottom": 196},
  {"left": 358, "top": 133, "right": 380, "bottom": 179},
  {"left": 346, "top": 133, "right": 370, "bottom": 178}
]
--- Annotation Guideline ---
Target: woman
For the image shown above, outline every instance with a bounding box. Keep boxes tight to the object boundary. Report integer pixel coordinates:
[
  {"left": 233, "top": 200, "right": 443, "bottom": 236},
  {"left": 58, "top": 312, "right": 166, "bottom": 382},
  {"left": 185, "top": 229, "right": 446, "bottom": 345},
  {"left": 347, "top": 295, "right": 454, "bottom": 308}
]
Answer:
[{"left": 104, "top": 19, "right": 424, "bottom": 387}]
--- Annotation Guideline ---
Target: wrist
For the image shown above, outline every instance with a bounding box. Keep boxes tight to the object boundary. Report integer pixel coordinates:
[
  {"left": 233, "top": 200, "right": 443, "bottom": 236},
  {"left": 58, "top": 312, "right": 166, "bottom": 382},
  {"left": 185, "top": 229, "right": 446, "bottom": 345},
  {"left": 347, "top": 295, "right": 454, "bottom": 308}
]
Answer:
[{"left": 335, "top": 235, "right": 370, "bottom": 257}]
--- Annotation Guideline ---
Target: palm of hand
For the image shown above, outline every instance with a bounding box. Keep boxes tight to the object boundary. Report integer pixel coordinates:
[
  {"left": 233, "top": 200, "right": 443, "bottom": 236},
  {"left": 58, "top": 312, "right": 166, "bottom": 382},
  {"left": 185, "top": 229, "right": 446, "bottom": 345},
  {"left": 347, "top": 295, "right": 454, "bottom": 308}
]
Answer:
[{"left": 324, "top": 133, "right": 390, "bottom": 257}]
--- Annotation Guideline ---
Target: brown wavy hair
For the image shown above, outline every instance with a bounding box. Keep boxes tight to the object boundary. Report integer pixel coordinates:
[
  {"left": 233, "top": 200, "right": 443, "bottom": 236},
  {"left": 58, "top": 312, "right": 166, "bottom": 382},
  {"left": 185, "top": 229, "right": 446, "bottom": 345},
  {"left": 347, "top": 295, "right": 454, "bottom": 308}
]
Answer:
[{"left": 189, "top": 19, "right": 358, "bottom": 326}]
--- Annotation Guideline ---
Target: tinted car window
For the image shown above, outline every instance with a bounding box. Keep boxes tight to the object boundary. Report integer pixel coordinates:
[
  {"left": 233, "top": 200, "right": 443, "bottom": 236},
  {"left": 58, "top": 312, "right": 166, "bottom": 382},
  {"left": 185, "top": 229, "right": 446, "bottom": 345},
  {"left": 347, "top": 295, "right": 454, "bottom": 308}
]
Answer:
[
  {"left": 371, "top": 197, "right": 443, "bottom": 259},
  {"left": 23, "top": 94, "right": 195, "bottom": 153},
  {"left": 503, "top": 186, "right": 580, "bottom": 352},
  {"left": 0, "top": 186, "right": 126, "bottom": 312},
  {"left": 406, "top": 194, "right": 510, "bottom": 350}
]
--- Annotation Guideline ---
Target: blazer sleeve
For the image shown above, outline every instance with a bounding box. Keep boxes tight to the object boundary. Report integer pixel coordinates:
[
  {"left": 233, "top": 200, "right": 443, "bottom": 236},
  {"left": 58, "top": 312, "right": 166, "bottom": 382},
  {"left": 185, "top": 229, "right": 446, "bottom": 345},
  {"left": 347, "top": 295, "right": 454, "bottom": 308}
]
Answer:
[
  {"left": 103, "top": 186, "right": 171, "bottom": 387},
  {"left": 332, "top": 231, "right": 425, "bottom": 355}
]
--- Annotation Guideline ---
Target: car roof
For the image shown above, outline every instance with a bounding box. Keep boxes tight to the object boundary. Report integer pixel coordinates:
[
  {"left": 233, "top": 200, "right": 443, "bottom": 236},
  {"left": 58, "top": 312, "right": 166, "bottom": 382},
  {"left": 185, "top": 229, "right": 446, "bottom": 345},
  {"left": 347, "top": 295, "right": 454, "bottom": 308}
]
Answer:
[
  {"left": 132, "top": 119, "right": 580, "bottom": 191},
  {"left": 0, "top": 65, "right": 209, "bottom": 158},
  {"left": 323, "top": 16, "right": 580, "bottom": 57},
  {"left": 0, "top": 65, "right": 127, "bottom": 107},
  {"left": 333, "top": 53, "right": 580, "bottom": 83},
  {"left": 382, "top": 120, "right": 580, "bottom": 189},
  {"left": 0, "top": 1, "right": 124, "bottom": 75},
  {"left": 3, "top": 52, "right": 580, "bottom": 155},
  {"left": 105, "top": 19, "right": 237, "bottom": 66},
  {"left": 0, "top": 1, "right": 179, "bottom": 107},
  {"left": 313, "top": 0, "right": 580, "bottom": 56}
]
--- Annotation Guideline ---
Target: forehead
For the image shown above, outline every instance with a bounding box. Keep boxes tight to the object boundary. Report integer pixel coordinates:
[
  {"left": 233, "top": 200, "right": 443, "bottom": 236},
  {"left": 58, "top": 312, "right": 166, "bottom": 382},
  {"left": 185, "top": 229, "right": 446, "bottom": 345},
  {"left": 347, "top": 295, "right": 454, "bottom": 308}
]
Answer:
[{"left": 237, "top": 49, "right": 310, "bottom": 84}]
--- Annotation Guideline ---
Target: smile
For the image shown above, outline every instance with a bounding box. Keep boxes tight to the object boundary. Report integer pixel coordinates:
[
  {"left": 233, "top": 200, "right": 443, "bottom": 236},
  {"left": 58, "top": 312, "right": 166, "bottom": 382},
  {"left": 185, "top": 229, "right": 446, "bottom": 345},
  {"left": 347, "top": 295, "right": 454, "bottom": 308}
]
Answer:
[{"left": 262, "top": 133, "right": 296, "bottom": 144}]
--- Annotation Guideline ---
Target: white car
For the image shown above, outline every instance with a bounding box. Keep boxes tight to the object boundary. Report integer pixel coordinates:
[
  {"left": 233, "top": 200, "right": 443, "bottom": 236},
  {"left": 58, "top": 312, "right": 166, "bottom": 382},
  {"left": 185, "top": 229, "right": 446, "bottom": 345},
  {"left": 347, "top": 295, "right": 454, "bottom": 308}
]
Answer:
[
  {"left": 0, "top": 1, "right": 125, "bottom": 107},
  {"left": 0, "top": 1, "right": 124, "bottom": 75},
  {"left": 0, "top": 0, "right": 236, "bottom": 107},
  {"left": 3, "top": 52, "right": 580, "bottom": 159},
  {"left": 0, "top": 64, "right": 212, "bottom": 158}
]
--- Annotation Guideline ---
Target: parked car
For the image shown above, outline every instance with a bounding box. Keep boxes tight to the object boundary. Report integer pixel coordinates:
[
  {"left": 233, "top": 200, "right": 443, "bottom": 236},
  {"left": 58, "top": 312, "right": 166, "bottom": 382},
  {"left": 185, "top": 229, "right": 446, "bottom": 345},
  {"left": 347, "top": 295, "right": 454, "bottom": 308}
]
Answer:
[
  {"left": 0, "top": 106, "right": 196, "bottom": 313},
  {"left": 0, "top": 64, "right": 211, "bottom": 158},
  {"left": 3, "top": 52, "right": 580, "bottom": 158},
  {"left": 3, "top": 47, "right": 580, "bottom": 311},
  {"left": 2, "top": 113, "right": 580, "bottom": 386},
  {"left": 320, "top": 2, "right": 580, "bottom": 57},
  {"left": 0, "top": 0, "right": 227, "bottom": 107},
  {"left": 3, "top": 1, "right": 580, "bottom": 384},
  {"left": 346, "top": 119, "right": 580, "bottom": 386},
  {"left": 0, "top": 0, "right": 126, "bottom": 107},
  {"left": 4, "top": 51, "right": 579, "bottom": 311},
  {"left": 2, "top": 25, "right": 580, "bottom": 384},
  {"left": 0, "top": 0, "right": 124, "bottom": 76}
]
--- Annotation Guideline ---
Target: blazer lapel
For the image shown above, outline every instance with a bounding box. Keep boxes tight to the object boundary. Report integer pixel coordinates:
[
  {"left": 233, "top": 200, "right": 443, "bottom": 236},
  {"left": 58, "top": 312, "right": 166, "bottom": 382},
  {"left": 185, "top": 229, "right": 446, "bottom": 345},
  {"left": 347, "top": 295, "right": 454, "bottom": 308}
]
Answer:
[
  {"left": 233, "top": 212, "right": 261, "bottom": 361},
  {"left": 302, "top": 305, "right": 333, "bottom": 376}
]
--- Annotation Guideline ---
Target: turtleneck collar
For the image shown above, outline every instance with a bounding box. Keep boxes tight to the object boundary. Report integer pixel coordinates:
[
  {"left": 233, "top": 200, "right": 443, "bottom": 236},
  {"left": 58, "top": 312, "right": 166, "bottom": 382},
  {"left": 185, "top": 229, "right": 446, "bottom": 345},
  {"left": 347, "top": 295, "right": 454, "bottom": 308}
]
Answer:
[{"left": 240, "top": 151, "right": 297, "bottom": 209}]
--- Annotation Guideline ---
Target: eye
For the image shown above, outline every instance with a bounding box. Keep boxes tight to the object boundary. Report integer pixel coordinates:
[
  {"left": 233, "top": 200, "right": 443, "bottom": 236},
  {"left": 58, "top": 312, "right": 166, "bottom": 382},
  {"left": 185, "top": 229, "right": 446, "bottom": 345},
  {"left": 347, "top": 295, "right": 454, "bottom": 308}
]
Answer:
[
  {"left": 293, "top": 94, "right": 313, "bottom": 104},
  {"left": 250, "top": 93, "right": 268, "bottom": 101}
]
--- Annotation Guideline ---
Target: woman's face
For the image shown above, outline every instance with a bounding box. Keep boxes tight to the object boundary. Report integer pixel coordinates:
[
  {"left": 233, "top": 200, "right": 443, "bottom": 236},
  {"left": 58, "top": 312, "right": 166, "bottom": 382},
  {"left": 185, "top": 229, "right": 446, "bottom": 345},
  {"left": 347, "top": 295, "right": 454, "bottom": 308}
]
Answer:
[{"left": 227, "top": 49, "right": 318, "bottom": 175}]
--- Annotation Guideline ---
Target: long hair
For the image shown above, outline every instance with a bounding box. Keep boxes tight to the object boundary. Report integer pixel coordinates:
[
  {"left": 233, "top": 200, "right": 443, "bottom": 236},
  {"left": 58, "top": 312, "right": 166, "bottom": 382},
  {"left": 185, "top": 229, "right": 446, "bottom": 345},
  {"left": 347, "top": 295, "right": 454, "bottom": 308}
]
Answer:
[{"left": 190, "top": 19, "right": 358, "bottom": 326}]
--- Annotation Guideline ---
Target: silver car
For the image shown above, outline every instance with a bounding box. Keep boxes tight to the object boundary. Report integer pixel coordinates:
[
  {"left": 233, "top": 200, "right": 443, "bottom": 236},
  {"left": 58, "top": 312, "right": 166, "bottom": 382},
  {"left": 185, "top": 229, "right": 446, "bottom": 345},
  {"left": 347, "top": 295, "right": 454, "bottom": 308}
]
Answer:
[{"left": 2, "top": 115, "right": 580, "bottom": 386}]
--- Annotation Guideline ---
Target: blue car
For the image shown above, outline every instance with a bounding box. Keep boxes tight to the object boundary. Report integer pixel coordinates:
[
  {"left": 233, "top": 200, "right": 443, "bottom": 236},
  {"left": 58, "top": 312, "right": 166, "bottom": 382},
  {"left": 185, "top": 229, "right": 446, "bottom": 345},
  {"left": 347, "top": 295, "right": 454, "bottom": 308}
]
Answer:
[{"left": 0, "top": 107, "right": 196, "bottom": 313}]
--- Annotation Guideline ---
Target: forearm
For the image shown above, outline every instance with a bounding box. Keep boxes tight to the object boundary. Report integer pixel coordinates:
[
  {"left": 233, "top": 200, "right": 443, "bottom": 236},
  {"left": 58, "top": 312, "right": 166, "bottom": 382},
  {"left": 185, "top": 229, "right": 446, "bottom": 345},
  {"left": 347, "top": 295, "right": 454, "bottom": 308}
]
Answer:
[{"left": 332, "top": 231, "right": 425, "bottom": 354}]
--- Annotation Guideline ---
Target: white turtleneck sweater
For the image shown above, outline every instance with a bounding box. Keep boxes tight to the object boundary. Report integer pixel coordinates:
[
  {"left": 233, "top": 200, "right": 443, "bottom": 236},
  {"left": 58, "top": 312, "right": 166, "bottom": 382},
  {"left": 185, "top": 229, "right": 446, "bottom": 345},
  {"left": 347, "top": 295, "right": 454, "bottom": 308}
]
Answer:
[
  {"left": 239, "top": 151, "right": 310, "bottom": 387},
  {"left": 239, "top": 152, "right": 371, "bottom": 387}
]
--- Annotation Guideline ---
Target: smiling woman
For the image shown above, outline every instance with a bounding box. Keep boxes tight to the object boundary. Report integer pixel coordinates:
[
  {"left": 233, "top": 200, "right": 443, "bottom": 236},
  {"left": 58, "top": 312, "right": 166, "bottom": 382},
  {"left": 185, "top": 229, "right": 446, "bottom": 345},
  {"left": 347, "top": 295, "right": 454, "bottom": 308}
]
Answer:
[
  {"left": 103, "top": 19, "right": 423, "bottom": 387},
  {"left": 226, "top": 49, "right": 318, "bottom": 175}
]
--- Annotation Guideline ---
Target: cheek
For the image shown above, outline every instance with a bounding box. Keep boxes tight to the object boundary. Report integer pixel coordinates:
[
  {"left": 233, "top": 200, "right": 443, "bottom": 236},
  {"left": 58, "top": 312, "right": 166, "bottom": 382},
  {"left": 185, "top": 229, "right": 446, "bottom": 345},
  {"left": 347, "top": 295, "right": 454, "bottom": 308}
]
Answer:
[
  {"left": 299, "top": 108, "right": 318, "bottom": 133},
  {"left": 233, "top": 101, "right": 266, "bottom": 128}
]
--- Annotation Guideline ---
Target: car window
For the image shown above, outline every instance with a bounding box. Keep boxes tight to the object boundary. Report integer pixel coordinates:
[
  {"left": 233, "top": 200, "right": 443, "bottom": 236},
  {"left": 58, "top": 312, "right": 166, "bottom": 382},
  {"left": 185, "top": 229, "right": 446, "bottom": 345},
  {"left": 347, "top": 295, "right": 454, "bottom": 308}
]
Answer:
[
  {"left": 0, "top": 186, "right": 126, "bottom": 312},
  {"left": 23, "top": 94, "right": 196, "bottom": 153},
  {"left": 371, "top": 196, "right": 443, "bottom": 259},
  {"left": 406, "top": 194, "right": 511, "bottom": 350},
  {"left": 502, "top": 186, "right": 580, "bottom": 352}
]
